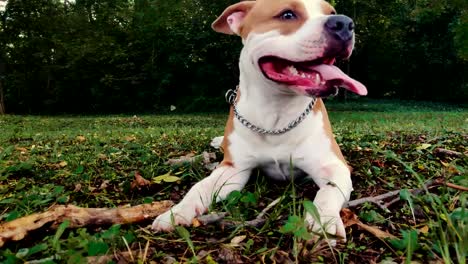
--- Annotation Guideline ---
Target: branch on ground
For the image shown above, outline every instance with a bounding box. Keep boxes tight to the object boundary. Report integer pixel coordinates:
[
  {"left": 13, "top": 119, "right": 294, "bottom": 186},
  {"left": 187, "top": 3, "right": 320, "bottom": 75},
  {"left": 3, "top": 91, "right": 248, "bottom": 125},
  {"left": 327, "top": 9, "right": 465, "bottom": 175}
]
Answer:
[
  {"left": 347, "top": 179, "right": 467, "bottom": 210},
  {"left": 433, "top": 147, "right": 464, "bottom": 157},
  {"left": 196, "top": 197, "right": 282, "bottom": 229},
  {"left": 0, "top": 201, "right": 173, "bottom": 248},
  {"left": 197, "top": 178, "right": 467, "bottom": 229}
]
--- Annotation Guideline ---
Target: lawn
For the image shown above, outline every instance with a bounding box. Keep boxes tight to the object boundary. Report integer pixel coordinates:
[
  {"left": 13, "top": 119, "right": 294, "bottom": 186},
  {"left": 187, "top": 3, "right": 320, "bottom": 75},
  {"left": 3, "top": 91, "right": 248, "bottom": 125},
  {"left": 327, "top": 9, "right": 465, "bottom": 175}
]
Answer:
[{"left": 0, "top": 100, "right": 467, "bottom": 263}]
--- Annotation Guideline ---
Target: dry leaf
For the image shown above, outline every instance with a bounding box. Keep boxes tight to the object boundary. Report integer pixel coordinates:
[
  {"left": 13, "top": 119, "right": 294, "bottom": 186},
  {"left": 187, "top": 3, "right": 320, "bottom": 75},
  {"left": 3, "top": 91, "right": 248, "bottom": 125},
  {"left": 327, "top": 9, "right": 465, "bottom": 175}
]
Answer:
[
  {"left": 131, "top": 171, "right": 151, "bottom": 189},
  {"left": 73, "top": 183, "right": 82, "bottom": 192},
  {"left": 356, "top": 222, "right": 396, "bottom": 239},
  {"left": 419, "top": 225, "right": 429, "bottom": 234},
  {"left": 153, "top": 172, "right": 181, "bottom": 184},
  {"left": 76, "top": 135, "right": 86, "bottom": 142},
  {"left": 230, "top": 235, "right": 246, "bottom": 247},
  {"left": 341, "top": 208, "right": 396, "bottom": 239},
  {"left": 99, "top": 180, "right": 110, "bottom": 190},
  {"left": 58, "top": 161, "right": 68, "bottom": 167},
  {"left": 15, "top": 147, "right": 28, "bottom": 154},
  {"left": 124, "top": 135, "right": 136, "bottom": 141},
  {"left": 341, "top": 208, "right": 359, "bottom": 227},
  {"left": 416, "top": 143, "right": 431, "bottom": 150},
  {"left": 192, "top": 218, "right": 201, "bottom": 228}
]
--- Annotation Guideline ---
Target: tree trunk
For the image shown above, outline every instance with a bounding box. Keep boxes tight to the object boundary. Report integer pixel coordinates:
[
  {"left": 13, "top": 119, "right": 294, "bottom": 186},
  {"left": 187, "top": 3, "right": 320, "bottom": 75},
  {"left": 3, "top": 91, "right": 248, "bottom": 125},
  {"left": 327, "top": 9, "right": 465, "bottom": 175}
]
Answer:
[
  {"left": 0, "top": 78, "right": 5, "bottom": 115},
  {"left": 0, "top": 61, "right": 5, "bottom": 114}
]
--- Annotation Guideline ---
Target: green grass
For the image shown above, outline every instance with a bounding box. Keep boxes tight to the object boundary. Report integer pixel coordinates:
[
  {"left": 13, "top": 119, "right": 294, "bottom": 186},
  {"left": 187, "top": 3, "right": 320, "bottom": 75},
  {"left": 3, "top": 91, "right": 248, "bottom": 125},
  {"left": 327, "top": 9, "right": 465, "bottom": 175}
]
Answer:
[{"left": 0, "top": 101, "right": 467, "bottom": 263}]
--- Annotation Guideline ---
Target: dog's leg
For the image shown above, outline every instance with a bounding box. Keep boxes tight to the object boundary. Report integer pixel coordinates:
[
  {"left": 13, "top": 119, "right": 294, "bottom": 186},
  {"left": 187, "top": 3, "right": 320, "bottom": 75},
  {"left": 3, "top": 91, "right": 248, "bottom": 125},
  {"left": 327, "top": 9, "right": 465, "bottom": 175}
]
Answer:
[
  {"left": 302, "top": 162, "right": 352, "bottom": 242},
  {"left": 152, "top": 165, "right": 251, "bottom": 231},
  {"left": 210, "top": 136, "right": 224, "bottom": 149}
]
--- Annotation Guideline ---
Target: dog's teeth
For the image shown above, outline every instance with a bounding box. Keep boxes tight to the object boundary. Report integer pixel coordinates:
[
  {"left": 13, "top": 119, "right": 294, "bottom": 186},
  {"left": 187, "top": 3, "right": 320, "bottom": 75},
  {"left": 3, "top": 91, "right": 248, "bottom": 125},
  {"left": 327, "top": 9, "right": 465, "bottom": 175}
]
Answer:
[
  {"left": 314, "top": 73, "right": 321, "bottom": 85},
  {"left": 288, "top": 66, "right": 299, "bottom": 76},
  {"left": 320, "top": 81, "right": 326, "bottom": 85},
  {"left": 301, "top": 73, "right": 306, "bottom": 78}
]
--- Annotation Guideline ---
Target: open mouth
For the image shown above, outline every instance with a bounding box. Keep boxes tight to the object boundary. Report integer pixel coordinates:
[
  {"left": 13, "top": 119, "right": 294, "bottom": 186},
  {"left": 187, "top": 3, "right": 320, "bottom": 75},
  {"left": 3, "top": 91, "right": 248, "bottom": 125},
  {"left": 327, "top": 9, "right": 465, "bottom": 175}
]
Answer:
[{"left": 258, "top": 56, "right": 367, "bottom": 97}]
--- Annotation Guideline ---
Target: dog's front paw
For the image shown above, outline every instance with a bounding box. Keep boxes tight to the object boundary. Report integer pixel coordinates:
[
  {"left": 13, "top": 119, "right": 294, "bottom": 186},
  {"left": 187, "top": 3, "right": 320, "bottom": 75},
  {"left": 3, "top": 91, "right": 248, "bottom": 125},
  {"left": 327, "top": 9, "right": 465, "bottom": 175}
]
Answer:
[
  {"left": 151, "top": 202, "right": 206, "bottom": 232},
  {"left": 210, "top": 136, "right": 224, "bottom": 149},
  {"left": 305, "top": 209, "right": 346, "bottom": 244}
]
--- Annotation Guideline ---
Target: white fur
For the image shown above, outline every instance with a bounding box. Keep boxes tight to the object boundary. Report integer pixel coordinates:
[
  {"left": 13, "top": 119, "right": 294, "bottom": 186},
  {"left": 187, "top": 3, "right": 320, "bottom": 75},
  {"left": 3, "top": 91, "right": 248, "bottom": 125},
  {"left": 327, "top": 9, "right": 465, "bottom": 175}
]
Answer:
[{"left": 152, "top": 0, "right": 353, "bottom": 242}]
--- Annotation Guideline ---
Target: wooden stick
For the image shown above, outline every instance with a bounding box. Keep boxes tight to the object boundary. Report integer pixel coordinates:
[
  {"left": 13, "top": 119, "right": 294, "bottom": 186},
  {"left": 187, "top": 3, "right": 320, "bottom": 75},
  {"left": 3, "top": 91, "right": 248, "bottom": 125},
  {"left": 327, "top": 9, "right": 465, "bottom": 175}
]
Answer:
[
  {"left": 346, "top": 179, "right": 468, "bottom": 209},
  {"left": 0, "top": 201, "right": 173, "bottom": 248},
  {"left": 445, "top": 182, "right": 468, "bottom": 192},
  {"left": 433, "top": 148, "right": 463, "bottom": 157},
  {"left": 197, "top": 197, "right": 282, "bottom": 229},
  {"left": 346, "top": 181, "right": 436, "bottom": 209}
]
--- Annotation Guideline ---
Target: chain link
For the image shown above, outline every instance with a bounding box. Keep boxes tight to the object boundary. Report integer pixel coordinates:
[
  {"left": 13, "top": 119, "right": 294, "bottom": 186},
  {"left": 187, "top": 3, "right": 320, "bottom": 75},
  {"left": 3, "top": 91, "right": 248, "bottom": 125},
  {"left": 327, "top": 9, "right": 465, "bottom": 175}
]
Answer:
[{"left": 226, "top": 86, "right": 316, "bottom": 135}]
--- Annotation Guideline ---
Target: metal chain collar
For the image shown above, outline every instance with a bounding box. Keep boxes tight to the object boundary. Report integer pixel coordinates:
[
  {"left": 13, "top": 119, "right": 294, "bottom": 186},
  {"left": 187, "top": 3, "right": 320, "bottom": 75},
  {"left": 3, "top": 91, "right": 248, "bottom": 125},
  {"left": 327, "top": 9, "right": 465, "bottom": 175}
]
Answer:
[{"left": 225, "top": 86, "right": 316, "bottom": 135}]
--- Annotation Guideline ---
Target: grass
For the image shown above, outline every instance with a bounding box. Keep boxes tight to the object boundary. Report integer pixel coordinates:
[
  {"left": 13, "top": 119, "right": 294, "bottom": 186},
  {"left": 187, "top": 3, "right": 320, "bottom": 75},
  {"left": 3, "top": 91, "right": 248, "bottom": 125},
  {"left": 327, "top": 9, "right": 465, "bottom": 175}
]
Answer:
[{"left": 0, "top": 100, "right": 467, "bottom": 263}]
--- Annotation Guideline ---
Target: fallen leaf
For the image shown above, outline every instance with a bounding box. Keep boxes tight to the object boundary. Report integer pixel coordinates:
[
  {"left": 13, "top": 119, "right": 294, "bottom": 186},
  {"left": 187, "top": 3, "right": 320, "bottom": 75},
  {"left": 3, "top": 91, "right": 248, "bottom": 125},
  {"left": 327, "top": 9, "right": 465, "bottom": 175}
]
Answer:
[
  {"left": 341, "top": 208, "right": 359, "bottom": 227},
  {"left": 58, "top": 161, "right": 68, "bottom": 168},
  {"left": 131, "top": 171, "right": 151, "bottom": 189},
  {"left": 153, "top": 172, "right": 181, "bottom": 184},
  {"left": 15, "top": 147, "right": 28, "bottom": 154},
  {"left": 416, "top": 143, "right": 431, "bottom": 150},
  {"left": 76, "top": 135, "right": 86, "bottom": 142},
  {"left": 124, "top": 135, "right": 136, "bottom": 141},
  {"left": 440, "top": 161, "right": 449, "bottom": 167},
  {"left": 73, "top": 184, "right": 82, "bottom": 192},
  {"left": 99, "top": 180, "right": 110, "bottom": 190},
  {"left": 192, "top": 218, "right": 201, "bottom": 228},
  {"left": 418, "top": 225, "right": 429, "bottom": 234},
  {"left": 230, "top": 235, "right": 246, "bottom": 247},
  {"left": 341, "top": 208, "right": 396, "bottom": 239},
  {"left": 357, "top": 222, "right": 396, "bottom": 239}
]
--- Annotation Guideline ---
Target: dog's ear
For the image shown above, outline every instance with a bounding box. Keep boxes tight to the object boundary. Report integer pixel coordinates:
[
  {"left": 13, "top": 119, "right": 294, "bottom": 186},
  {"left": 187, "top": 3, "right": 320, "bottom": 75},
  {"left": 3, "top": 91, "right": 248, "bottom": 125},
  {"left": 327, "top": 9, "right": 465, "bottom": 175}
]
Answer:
[{"left": 212, "top": 1, "right": 255, "bottom": 35}]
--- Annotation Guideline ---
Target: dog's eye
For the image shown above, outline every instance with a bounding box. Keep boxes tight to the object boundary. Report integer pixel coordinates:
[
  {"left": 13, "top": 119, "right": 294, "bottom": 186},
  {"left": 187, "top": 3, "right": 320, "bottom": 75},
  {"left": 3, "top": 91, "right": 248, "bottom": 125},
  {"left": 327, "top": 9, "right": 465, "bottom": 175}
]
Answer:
[{"left": 278, "top": 10, "right": 297, "bottom": 20}]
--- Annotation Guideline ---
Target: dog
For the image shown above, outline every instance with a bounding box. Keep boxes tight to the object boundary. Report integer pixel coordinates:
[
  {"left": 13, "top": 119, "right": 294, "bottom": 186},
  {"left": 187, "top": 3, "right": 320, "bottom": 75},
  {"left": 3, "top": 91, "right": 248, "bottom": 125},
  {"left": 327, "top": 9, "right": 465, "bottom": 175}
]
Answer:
[{"left": 152, "top": 0, "right": 367, "bottom": 241}]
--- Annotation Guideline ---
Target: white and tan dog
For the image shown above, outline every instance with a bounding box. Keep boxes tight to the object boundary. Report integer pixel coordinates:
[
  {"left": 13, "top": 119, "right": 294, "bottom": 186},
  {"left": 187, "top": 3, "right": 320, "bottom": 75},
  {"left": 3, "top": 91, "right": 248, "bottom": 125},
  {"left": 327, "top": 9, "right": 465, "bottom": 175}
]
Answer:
[{"left": 152, "top": 0, "right": 367, "bottom": 241}]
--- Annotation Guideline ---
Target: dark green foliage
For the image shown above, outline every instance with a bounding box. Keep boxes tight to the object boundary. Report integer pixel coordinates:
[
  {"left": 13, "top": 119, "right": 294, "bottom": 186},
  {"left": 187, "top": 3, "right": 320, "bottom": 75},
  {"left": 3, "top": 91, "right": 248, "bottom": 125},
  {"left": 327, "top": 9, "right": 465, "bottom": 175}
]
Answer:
[{"left": 0, "top": 0, "right": 467, "bottom": 114}]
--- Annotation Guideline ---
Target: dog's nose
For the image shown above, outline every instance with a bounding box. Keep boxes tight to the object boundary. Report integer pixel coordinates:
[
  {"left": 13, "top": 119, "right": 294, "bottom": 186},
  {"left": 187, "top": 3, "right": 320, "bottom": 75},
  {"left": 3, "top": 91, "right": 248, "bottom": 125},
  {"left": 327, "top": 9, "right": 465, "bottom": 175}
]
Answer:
[{"left": 325, "top": 15, "right": 354, "bottom": 42}]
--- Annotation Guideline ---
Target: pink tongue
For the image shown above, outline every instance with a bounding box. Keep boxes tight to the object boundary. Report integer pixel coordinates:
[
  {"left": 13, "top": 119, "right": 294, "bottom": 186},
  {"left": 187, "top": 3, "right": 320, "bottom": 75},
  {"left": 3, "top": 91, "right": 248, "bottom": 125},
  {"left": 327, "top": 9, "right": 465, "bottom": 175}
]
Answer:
[{"left": 311, "top": 64, "right": 367, "bottom": 95}]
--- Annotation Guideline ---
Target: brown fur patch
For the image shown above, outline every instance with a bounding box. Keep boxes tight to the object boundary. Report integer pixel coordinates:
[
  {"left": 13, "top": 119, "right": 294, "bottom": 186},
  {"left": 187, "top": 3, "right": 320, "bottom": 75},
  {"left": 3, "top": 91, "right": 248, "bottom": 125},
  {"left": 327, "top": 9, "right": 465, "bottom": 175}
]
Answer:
[
  {"left": 313, "top": 99, "right": 348, "bottom": 166},
  {"left": 212, "top": 1, "right": 255, "bottom": 35},
  {"left": 239, "top": 0, "right": 309, "bottom": 38},
  {"left": 320, "top": 1, "right": 336, "bottom": 15},
  {"left": 219, "top": 107, "right": 235, "bottom": 167}
]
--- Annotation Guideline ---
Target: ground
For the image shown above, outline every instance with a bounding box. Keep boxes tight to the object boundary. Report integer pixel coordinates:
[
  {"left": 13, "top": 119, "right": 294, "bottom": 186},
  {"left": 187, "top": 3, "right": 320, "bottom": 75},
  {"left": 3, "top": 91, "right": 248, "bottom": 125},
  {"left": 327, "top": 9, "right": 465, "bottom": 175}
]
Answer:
[{"left": 0, "top": 100, "right": 467, "bottom": 263}]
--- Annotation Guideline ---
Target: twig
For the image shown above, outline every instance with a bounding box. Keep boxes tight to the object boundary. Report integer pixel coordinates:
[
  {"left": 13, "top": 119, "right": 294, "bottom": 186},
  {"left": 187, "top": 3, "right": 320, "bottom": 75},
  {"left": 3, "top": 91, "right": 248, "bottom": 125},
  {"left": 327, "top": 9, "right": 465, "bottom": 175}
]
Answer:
[
  {"left": 433, "top": 148, "right": 463, "bottom": 157},
  {"left": 197, "top": 212, "right": 229, "bottom": 226},
  {"left": 197, "top": 197, "right": 282, "bottom": 229},
  {"left": 347, "top": 179, "right": 468, "bottom": 210},
  {"left": 0, "top": 201, "right": 173, "bottom": 248},
  {"left": 240, "top": 197, "right": 281, "bottom": 228},
  {"left": 445, "top": 182, "right": 468, "bottom": 192},
  {"left": 346, "top": 181, "right": 435, "bottom": 209},
  {"left": 346, "top": 190, "right": 401, "bottom": 209}
]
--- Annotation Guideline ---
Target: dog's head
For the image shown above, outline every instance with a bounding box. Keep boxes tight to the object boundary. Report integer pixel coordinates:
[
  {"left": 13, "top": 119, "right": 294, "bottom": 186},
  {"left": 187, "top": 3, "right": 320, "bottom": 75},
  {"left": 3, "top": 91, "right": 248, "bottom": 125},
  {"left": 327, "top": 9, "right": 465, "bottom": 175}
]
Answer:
[{"left": 212, "top": 0, "right": 367, "bottom": 97}]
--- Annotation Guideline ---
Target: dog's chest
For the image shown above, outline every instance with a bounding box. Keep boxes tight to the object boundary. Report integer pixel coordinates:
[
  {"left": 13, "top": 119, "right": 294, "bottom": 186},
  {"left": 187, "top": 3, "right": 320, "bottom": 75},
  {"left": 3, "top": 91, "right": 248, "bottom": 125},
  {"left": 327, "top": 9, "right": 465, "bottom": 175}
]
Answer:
[{"left": 260, "top": 161, "right": 306, "bottom": 180}]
